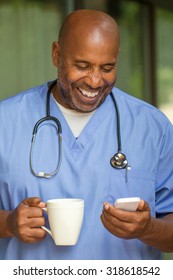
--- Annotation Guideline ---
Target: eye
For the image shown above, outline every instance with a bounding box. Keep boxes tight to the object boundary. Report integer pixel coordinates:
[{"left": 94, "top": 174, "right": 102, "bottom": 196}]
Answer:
[
  {"left": 101, "top": 65, "right": 116, "bottom": 73},
  {"left": 74, "top": 64, "right": 90, "bottom": 71}
]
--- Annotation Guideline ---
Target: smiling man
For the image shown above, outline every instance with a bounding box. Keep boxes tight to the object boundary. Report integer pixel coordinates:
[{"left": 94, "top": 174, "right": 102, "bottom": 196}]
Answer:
[
  {"left": 0, "top": 10, "right": 173, "bottom": 260},
  {"left": 52, "top": 10, "right": 119, "bottom": 112}
]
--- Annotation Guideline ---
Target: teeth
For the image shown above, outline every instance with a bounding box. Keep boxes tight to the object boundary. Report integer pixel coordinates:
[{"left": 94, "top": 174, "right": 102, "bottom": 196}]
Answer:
[{"left": 79, "top": 88, "right": 99, "bottom": 98}]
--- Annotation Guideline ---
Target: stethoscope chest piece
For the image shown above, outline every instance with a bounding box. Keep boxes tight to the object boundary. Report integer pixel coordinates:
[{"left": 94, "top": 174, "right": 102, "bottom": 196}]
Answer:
[{"left": 110, "top": 152, "right": 128, "bottom": 169}]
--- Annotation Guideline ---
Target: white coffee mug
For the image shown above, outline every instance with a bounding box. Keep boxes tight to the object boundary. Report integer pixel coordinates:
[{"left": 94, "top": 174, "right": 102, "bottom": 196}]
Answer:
[{"left": 42, "top": 198, "right": 84, "bottom": 246}]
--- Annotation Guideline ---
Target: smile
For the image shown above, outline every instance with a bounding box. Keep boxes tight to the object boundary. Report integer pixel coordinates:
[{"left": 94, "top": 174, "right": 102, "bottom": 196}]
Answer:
[{"left": 78, "top": 88, "right": 99, "bottom": 98}]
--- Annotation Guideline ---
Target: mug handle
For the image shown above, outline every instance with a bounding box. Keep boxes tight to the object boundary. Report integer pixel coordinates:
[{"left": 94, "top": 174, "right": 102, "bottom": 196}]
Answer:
[{"left": 41, "top": 207, "right": 52, "bottom": 237}]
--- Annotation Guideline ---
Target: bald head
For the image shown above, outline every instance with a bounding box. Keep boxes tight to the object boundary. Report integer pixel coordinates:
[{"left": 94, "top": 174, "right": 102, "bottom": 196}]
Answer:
[
  {"left": 58, "top": 10, "right": 120, "bottom": 50},
  {"left": 52, "top": 10, "right": 120, "bottom": 112}
]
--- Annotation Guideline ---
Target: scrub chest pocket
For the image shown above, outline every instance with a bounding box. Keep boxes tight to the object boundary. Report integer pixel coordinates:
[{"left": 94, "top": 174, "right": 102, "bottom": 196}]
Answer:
[{"left": 108, "top": 167, "right": 156, "bottom": 217}]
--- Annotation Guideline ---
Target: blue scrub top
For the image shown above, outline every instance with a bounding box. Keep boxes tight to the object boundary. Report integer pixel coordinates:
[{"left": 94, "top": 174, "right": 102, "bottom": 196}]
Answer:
[{"left": 0, "top": 82, "right": 173, "bottom": 260}]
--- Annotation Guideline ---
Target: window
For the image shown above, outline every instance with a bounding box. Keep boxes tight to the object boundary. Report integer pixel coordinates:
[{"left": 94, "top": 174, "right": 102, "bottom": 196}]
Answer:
[
  {"left": 0, "top": 0, "right": 70, "bottom": 99},
  {"left": 156, "top": 8, "right": 173, "bottom": 123}
]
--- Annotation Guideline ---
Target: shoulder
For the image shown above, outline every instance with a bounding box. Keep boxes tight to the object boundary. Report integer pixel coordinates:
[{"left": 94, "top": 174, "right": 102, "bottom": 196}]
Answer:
[
  {"left": 0, "top": 82, "right": 48, "bottom": 115},
  {"left": 112, "top": 87, "right": 172, "bottom": 126},
  {"left": 113, "top": 87, "right": 158, "bottom": 111},
  {"left": 0, "top": 82, "right": 48, "bottom": 105}
]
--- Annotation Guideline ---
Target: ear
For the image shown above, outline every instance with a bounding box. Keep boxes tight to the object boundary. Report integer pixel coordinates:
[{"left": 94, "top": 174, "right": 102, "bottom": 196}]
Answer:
[{"left": 52, "top": 41, "right": 60, "bottom": 67}]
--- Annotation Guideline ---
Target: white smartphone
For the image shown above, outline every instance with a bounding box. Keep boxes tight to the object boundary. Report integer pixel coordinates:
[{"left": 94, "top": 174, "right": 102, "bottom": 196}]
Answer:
[{"left": 114, "top": 197, "right": 140, "bottom": 211}]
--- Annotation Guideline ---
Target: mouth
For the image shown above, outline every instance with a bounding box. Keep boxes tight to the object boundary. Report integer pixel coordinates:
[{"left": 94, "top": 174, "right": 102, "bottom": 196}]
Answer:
[{"left": 78, "top": 87, "right": 99, "bottom": 99}]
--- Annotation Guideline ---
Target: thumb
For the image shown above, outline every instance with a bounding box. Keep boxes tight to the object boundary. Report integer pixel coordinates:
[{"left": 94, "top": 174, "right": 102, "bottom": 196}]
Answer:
[{"left": 137, "top": 200, "right": 150, "bottom": 211}]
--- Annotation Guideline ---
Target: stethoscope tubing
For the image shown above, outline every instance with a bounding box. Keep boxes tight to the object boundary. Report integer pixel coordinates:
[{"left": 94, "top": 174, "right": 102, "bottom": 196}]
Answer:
[{"left": 29, "top": 80, "right": 62, "bottom": 178}]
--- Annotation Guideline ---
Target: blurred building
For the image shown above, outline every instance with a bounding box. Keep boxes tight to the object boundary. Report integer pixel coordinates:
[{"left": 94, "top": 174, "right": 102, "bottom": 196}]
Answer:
[{"left": 1, "top": 0, "right": 173, "bottom": 122}]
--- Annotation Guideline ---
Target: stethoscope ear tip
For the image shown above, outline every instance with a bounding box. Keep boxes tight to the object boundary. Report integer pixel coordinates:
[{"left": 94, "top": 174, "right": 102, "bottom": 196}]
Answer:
[{"left": 110, "top": 152, "right": 128, "bottom": 169}]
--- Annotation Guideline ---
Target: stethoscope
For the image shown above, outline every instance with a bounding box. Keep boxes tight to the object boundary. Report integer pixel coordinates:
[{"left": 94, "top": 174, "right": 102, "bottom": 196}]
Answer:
[{"left": 29, "top": 80, "right": 128, "bottom": 178}]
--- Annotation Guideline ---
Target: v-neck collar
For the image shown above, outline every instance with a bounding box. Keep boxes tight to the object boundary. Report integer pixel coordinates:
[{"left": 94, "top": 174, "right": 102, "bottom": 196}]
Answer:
[{"left": 49, "top": 91, "right": 113, "bottom": 152}]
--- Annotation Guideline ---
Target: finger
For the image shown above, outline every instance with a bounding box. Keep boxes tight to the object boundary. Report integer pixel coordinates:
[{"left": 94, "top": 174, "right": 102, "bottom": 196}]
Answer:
[
  {"left": 17, "top": 205, "right": 44, "bottom": 218},
  {"left": 28, "top": 217, "right": 46, "bottom": 228},
  {"left": 24, "top": 238, "right": 43, "bottom": 244},
  {"left": 29, "top": 228, "right": 47, "bottom": 239},
  {"left": 29, "top": 208, "right": 45, "bottom": 218},
  {"left": 103, "top": 203, "right": 136, "bottom": 223},
  {"left": 100, "top": 213, "right": 125, "bottom": 238},
  {"left": 101, "top": 207, "right": 125, "bottom": 230},
  {"left": 22, "top": 197, "right": 46, "bottom": 208},
  {"left": 22, "top": 228, "right": 47, "bottom": 243},
  {"left": 137, "top": 200, "right": 150, "bottom": 211}
]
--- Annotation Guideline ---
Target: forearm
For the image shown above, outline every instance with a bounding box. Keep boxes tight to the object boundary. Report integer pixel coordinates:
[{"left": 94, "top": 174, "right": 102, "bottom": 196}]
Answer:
[
  {"left": 139, "top": 214, "right": 173, "bottom": 252},
  {"left": 0, "top": 210, "right": 13, "bottom": 238}
]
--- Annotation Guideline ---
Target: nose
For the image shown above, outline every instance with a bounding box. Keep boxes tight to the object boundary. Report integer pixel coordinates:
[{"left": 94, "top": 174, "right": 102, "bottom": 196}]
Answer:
[{"left": 85, "top": 69, "right": 104, "bottom": 89}]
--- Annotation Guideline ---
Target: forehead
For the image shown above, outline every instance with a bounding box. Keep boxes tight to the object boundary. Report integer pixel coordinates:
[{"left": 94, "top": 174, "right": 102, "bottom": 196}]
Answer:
[{"left": 61, "top": 28, "right": 119, "bottom": 63}]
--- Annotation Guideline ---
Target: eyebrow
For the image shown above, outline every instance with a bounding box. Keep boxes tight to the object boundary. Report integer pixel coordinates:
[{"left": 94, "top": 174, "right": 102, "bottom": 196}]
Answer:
[
  {"left": 73, "top": 60, "right": 116, "bottom": 66},
  {"left": 73, "top": 60, "right": 89, "bottom": 64}
]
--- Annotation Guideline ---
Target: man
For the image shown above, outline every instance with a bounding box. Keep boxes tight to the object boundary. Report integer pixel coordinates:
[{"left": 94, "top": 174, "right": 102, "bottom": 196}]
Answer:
[{"left": 0, "top": 9, "right": 173, "bottom": 259}]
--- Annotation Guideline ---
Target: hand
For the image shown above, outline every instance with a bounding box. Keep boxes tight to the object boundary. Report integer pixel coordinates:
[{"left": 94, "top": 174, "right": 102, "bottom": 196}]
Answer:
[
  {"left": 7, "top": 197, "right": 46, "bottom": 243},
  {"left": 100, "top": 200, "right": 151, "bottom": 239}
]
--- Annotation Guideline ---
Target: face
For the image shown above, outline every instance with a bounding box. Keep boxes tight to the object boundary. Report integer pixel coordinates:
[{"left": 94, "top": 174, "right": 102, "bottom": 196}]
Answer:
[{"left": 52, "top": 30, "right": 119, "bottom": 112}]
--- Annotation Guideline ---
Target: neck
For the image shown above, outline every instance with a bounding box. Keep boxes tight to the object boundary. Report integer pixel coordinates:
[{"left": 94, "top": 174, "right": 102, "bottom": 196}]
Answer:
[{"left": 52, "top": 81, "right": 71, "bottom": 110}]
